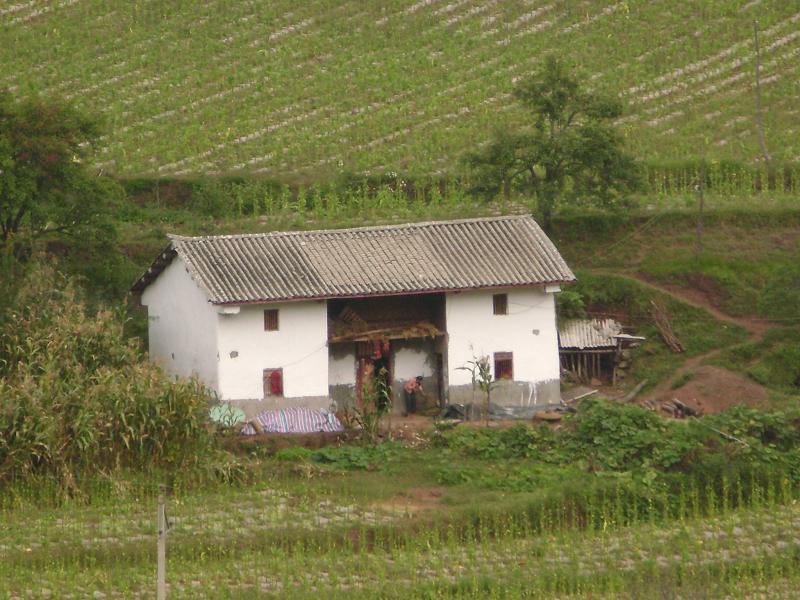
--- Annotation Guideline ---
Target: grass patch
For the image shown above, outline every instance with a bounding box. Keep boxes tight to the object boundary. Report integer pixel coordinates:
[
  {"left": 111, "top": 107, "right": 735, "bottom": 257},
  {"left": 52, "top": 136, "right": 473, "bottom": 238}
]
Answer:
[
  {"left": 711, "top": 327, "right": 800, "bottom": 396},
  {"left": 670, "top": 370, "right": 695, "bottom": 390}
]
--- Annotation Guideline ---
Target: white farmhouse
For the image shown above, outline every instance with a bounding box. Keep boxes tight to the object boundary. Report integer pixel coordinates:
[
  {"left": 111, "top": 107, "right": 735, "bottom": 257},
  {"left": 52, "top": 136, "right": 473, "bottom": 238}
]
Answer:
[{"left": 132, "top": 216, "right": 575, "bottom": 415}]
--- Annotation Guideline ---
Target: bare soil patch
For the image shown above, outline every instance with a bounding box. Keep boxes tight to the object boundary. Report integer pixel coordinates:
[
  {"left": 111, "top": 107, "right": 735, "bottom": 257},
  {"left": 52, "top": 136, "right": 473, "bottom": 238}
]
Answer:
[
  {"left": 654, "top": 365, "right": 768, "bottom": 415},
  {"left": 222, "top": 431, "right": 350, "bottom": 454},
  {"left": 377, "top": 486, "right": 446, "bottom": 514}
]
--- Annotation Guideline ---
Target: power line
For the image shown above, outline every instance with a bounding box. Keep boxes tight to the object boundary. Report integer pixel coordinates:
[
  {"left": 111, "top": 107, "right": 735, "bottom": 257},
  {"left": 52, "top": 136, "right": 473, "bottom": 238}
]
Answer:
[{"left": 573, "top": 212, "right": 667, "bottom": 268}]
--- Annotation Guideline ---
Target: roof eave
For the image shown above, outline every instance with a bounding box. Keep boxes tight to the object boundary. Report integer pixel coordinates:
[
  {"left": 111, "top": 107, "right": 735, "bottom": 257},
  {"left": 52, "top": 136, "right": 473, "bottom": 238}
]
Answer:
[
  {"left": 208, "top": 277, "right": 577, "bottom": 305},
  {"left": 129, "top": 243, "right": 177, "bottom": 294}
]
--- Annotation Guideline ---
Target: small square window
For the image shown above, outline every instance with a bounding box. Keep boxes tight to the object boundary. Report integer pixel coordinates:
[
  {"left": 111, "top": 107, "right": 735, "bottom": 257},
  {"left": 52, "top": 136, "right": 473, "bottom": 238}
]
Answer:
[
  {"left": 264, "top": 309, "right": 279, "bottom": 331},
  {"left": 493, "top": 293, "right": 508, "bottom": 315},
  {"left": 263, "top": 368, "right": 283, "bottom": 397},
  {"left": 494, "top": 352, "right": 513, "bottom": 380}
]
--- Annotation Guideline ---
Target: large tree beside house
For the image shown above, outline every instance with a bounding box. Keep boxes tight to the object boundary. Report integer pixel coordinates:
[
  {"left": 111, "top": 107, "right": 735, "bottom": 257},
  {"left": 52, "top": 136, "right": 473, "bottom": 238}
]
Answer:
[{"left": 464, "top": 56, "right": 642, "bottom": 228}]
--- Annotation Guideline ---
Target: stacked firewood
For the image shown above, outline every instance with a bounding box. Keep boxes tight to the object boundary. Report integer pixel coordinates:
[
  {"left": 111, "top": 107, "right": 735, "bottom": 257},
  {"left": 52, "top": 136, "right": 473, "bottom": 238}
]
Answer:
[{"left": 649, "top": 300, "right": 684, "bottom": 353}]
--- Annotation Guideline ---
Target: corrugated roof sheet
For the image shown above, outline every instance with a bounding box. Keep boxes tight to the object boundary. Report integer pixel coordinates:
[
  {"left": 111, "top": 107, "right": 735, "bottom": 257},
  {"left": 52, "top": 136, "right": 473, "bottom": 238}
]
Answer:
[
  {"left": 133, "top": 215, "right": 575, "bottom": 304},
  {"left": 559, "top": 319, "right": 622, "bottom": 350}
]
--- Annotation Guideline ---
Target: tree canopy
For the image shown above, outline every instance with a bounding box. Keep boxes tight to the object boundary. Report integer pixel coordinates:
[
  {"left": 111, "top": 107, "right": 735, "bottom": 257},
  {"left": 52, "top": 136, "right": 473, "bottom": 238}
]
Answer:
[
  {"left": 0, "top": 92, "right": 119, "bottom": 244},
  {"left": 464, "top": 56, "right": 642, "bottom": 227}
]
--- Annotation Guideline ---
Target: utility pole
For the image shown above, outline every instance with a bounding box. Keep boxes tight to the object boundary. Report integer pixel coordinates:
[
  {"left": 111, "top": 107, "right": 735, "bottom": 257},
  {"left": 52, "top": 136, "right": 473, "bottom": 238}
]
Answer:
[
  {"left": 157, "top": 485, "right": 167, "bottom": 600},
  {"left": 753, "top": 20, "right": 771, "bottom": 166}
]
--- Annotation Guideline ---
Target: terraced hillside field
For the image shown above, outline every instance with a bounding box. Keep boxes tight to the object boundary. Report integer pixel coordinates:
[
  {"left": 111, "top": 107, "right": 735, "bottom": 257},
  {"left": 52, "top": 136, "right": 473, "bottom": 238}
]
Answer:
[{"left": 1, "top": 0, "right": 798, "bottom": 179}]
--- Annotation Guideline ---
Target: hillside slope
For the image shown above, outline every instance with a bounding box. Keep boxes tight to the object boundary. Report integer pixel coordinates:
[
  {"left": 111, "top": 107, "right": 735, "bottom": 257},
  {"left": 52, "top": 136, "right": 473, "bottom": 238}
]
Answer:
[{"left": 2, "top": 1, "right": 798, "bottom": 179}]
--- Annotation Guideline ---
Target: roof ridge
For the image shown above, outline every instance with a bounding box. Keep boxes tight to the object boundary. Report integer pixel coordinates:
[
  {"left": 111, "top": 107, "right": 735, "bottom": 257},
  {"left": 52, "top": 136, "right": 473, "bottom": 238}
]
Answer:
[{"left": 166, "top": 214, "right": 534, "bottom": 242}]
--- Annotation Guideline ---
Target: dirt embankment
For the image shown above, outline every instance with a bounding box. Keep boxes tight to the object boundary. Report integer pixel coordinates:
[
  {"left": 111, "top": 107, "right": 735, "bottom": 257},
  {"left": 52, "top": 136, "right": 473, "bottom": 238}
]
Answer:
[
  {"left": 657, "top": 365, "right": 769, "bottom": 415},
  {"left": 601, "top": 271, "right": 774, "bottom": 414}
]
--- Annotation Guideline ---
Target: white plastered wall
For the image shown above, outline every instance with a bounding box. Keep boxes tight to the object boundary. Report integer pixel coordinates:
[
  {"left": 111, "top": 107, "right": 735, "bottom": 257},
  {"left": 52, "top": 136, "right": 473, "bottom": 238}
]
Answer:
[
  {"left": 140, "top": 257, "right": 219, "bottom": 390},
  {"left": 445, "top": 286, "right": 560, "bottom": 388},
  {"left": 216, "top": 301, "right": 329, "bottom": 400},
  {"left": 393, "top": 341, "right": 435, "bottom": 381},
  {"left": 328, "top": 345, "right": 356, "bottom": 387}
]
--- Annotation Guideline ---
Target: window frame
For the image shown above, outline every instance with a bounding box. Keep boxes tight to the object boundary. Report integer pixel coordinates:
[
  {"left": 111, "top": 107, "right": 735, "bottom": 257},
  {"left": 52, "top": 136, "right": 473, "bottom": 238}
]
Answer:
[
  {"left": 492, "top": 293, "right": 508, "bottom": 315},
  {"left": 494, "top": 351, "right": 514, "bottom": 380},
  {"left": 263, "top": 308, "right": 279, "bottom": 331},
  {"left": 263, "top": 368, "right": 284, "bottom": 397}
]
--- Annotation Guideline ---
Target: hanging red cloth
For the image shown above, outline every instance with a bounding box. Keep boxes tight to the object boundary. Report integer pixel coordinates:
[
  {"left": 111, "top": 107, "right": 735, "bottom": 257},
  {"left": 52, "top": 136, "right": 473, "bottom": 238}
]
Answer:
[{"left": 270, "top": 370, "right": 283, "bottom": 395}]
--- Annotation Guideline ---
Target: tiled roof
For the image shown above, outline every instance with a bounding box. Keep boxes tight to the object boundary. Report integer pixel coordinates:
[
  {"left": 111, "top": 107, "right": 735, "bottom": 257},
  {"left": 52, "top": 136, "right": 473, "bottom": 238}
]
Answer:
[
  {"left": 132, "top": 215, "right": 575, "bottom": 304},
  {"left": 558, "top": 318, "right": 622, "bottom": 350}
]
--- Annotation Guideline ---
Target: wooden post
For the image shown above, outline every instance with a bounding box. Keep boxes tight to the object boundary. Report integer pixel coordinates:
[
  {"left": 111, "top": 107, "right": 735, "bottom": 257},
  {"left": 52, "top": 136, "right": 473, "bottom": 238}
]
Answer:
[{"left": 157, "top": 486, "right": 167, "bottom": 600}]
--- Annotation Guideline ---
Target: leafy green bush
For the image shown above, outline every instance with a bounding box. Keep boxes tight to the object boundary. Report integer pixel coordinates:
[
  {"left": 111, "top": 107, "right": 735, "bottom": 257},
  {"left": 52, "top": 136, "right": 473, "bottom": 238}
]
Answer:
[
  {"left": 433, "top": 400, "right": 800, "bottom": 489},
  {"left": 310, "top": 443, "right": 402, "bottom": 470},
  {"left": 556, "top": 290, "right": 587, "bottom": 320},
  {"left": 0, "top": 262, "right": 221, "bottom": 490},
  {"left": 274, "top": 447, "right": 314, "bottom": 462},
  {"left": 432, "top": 423, "right": 560, "bottom": 461},
  {"left": 568, "top": 400, "right": 666, "bottom": 470}
]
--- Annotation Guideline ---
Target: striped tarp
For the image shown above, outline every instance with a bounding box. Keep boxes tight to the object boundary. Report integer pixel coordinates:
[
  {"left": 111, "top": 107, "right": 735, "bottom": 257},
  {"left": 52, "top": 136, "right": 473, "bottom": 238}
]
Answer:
[{"left": 241, "top": 407, "right": 343, "bottom": 435}]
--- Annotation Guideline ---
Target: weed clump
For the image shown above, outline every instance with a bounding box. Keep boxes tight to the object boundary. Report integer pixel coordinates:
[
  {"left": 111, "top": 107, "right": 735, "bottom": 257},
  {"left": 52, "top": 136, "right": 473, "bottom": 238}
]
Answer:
[{"left": 0, "top": 262, "right": 228, "bottom": 492}]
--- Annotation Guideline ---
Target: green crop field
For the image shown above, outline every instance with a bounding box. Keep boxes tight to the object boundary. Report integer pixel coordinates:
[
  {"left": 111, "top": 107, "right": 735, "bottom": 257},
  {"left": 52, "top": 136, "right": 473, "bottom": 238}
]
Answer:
[
  {"left": 4, "top": 431, "right": 800, "bottom": 599},
  {"left": 1, "top": 0, "right": 798, "bottom": 180}
]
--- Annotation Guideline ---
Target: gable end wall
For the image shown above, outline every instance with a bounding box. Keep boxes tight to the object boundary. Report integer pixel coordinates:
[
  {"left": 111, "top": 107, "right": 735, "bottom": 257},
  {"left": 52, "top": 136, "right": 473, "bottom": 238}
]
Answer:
[{"left": 140, "top": 257, "right": 219, "bottom": 390}]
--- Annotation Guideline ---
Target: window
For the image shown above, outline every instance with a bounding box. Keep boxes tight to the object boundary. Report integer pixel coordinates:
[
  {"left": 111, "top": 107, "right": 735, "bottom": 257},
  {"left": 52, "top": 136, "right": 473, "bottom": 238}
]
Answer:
[
  {"left": 264, "top": 309, "right": 279, "bottom": 331},
  {"left": 263, "top": 368, "right": 283, "bottom": 397},
  {"left": 493, "top": 293, "right": 508, "bottom": 315},
  {"left": 494, "top": 352, "right": 513, "bottom": 380}
]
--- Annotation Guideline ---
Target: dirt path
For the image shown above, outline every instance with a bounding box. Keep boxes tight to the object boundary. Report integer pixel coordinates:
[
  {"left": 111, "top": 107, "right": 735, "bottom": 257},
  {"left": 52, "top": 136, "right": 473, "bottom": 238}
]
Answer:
[
  {"left": 587, "top": 270, "right": 774, "bottom": 406},
  {"left": 597, "top": 270, "right": 769, "bottom": 336}
]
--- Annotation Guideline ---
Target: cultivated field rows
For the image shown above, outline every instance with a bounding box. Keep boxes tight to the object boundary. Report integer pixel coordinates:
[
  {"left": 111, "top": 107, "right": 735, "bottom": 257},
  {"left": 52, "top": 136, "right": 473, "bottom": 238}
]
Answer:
[
  {"left": 1, "top": 0, "right": 798, "bottom": 177},
  {"left": 229, "top": 3, "right": 793, "bottom": 175},
  {"left": 2, "top": 499, "right": 799, "bottom": 598},
  {"left": 0, "top": 488, "right": 402, "bottom": 562}
]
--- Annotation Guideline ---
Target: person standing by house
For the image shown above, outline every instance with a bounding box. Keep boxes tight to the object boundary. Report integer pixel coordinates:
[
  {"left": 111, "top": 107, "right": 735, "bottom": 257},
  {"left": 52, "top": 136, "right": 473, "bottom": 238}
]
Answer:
[{"left": 403, "top": 376, "right": 424, "bottom": 415}]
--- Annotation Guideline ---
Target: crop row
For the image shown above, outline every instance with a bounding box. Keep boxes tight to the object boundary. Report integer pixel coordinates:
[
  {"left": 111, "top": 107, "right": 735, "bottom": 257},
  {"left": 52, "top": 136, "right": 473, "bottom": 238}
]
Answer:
[
  {"left": 2, "top": 499, "right": 799, "bottom": 598},
  {"left": 2, "top": 0, "right": 798, "bottom": 177}
]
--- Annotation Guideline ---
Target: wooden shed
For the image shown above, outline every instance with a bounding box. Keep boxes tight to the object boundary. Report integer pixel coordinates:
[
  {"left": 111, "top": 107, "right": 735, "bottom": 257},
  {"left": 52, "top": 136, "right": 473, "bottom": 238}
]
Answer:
[{"left": 558, "top": 319, "right": 644, "bottom": 384}]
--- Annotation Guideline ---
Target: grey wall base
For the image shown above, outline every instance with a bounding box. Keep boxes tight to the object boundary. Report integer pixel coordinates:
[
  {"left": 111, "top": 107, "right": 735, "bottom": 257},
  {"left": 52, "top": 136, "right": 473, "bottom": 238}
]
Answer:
[
  {"left": 329, "top": 384, "right": 356, "bottom": 411},
  {"left": 227, "top": 379, "right": 560, "bottom": 420},
  {"left": 447, "top": 379, "right": 561, "bottom": 409},
  {"left": 330, "top": 382, "right": 440, "bottom": 415}
]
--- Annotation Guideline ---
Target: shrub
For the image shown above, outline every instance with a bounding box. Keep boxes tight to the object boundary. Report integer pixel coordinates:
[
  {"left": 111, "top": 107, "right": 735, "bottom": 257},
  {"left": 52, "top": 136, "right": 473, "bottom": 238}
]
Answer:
[
  {"left": 274, "top": 447, "right": 314, "bottom": 462},
  {"left": 567, "top": 400, "right": 666, "bottom": 471},
  {"left": 556, "top": 290, "right": 587, "bottom": 320},
  {"left": 311, "top": 443, "right": 402, "bottom": 470},
  {"left": 0, "top": 262, "right": 219, "bottom": 490}
]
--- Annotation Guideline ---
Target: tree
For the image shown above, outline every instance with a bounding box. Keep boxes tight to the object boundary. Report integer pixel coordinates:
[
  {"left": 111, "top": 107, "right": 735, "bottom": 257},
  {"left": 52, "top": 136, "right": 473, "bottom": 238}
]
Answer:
[
  {"left": 464, "top": 56, "right": 642, "bottom": 228},
  {"left": 0, "top": 91, "right": 119, "bottom": 245}
]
